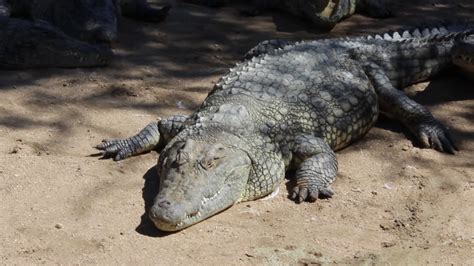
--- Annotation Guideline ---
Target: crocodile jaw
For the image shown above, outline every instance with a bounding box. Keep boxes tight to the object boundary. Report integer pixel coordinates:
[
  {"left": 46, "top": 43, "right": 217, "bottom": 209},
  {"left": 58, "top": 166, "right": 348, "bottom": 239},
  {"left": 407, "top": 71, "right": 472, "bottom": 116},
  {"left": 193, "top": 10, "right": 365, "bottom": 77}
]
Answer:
[{"left": 148, "top": 139, "right": 251, "bottom": 232}]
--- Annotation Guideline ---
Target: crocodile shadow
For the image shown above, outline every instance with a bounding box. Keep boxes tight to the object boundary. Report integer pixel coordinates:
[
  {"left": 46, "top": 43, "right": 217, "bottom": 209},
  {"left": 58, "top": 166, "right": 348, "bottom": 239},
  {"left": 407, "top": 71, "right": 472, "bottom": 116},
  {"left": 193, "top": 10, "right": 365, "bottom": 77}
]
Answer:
[{"left": 135, "top": 165, "right": 174, "bottom": 237}]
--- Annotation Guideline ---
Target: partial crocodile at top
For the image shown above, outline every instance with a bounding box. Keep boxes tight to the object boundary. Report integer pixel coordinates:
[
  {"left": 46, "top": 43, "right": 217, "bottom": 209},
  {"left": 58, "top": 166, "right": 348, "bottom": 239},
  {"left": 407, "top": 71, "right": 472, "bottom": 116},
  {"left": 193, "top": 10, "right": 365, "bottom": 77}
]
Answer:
[
  {"left": 0, "top": 0, "right": 170, "bottom": 69},
  {"left": 6, "top": 0, "right": 170, "bottom": 43},
  {"left": 96, "top": 25, "right": 473, "bottom": 231},
  {"left": 185, "top": 0, "right": 392, "bottom": 29},
  {"left": 0, "top": 16, "right": 113, "bottom": 69}
]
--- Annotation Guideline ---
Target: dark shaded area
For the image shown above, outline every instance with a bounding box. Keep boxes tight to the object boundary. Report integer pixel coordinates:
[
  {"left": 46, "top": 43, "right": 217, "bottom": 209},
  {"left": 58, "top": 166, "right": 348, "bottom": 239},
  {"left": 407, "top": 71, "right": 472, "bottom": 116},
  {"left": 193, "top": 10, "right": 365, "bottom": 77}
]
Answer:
[
  {"left": 412, "top": 70, "right": 474, "bottom": 105},
  {"left": 0, "top": 1, "right": 471, "bottom": 157},
  {"left": 135, "top": 165, "right": 175, "bottom": 237},
  {"left": 1, "top": 1, "right": 473, "bottom": 86},
  {"left": 412, "top": 71, "right": 474, "bottom": 148}
]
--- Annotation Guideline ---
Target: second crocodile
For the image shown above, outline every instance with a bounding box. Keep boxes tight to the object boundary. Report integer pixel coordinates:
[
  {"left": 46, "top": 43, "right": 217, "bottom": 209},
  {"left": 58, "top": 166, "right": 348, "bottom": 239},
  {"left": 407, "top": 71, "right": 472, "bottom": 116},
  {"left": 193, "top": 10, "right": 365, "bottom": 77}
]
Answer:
[
  {"left": 0, "top": 0, "right": 170, "bottom": 69},
  {"left": 185, "top": 0, "right": 392, "bottom": 29}
]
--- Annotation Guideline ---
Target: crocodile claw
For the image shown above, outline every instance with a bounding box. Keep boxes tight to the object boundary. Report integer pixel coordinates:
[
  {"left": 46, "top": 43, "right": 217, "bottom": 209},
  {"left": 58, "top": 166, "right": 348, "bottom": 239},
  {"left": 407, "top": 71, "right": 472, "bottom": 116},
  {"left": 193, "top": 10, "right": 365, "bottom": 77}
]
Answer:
[
  {"left": 412, "top": 119, "right": 458, "bottom": 154},
  {"left": 95, "top": 139, "right": 132, "bottom": 161},
  {"left": 290, "top": 184, "right": 334, "bottom": 203}
]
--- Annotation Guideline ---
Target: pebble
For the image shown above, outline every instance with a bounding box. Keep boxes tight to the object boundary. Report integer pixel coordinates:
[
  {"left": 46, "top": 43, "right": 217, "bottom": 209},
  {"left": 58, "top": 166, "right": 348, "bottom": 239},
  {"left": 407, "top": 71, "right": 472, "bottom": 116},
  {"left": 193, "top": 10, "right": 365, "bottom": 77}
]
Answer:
[
  {"left": 384, "top": 183, "right": 395, "bottom": 190},
  {"left": 54, "top": 223, "right": 63, "bottom": 229},
  {"left": 381, "top": 241, "right": 396, "bottom": 248}
]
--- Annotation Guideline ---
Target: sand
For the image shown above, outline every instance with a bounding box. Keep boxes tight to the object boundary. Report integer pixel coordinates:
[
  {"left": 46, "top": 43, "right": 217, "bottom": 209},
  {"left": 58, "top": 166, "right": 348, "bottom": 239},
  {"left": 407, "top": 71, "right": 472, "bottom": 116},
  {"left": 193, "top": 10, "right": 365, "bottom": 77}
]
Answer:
[{"left": 1, "top": 0, "right": 473, "bottom": 264}]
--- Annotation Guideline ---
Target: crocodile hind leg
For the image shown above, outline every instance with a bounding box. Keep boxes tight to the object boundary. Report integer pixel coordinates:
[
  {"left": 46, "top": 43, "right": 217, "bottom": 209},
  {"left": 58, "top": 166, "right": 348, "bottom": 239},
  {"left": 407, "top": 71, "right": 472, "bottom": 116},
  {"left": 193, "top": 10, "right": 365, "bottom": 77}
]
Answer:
[
  {"left": 120, "top": 0, "right": 171, "bottom": 23},
  {"left": 290, "top": 134, "right": 338, "bottom": 203},
  {"left": 96, "top": 115, "right": 189, "bottom": 161},
  {"left": 364, "top": 64, "right": 457, "bottom": 154}
]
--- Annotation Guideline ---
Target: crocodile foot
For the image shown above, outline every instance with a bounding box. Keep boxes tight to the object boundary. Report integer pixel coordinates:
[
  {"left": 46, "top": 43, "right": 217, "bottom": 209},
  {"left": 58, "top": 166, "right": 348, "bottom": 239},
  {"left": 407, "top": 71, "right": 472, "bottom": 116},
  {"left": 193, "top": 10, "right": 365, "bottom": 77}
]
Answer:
[
  {"left": 290, "top": 183, "right": 334, "bottom": 203},
  {"left": 411, "top": 119, "right": 458, "bottom": 154},
  {"left": 95, "top": 139, "right": 134, "bottom": 161}
]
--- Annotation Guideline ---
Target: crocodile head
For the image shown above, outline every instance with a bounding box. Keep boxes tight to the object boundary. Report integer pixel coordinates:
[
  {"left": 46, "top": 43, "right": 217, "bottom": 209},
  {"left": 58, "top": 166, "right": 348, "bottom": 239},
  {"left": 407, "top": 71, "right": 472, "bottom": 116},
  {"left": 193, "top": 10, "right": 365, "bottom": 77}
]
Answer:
[
  {"left": 0, "top": 18, "right": 112, "bottom": 69},
  {"left": 149, "top": 136, "right": 252, "bottom": 231},
  {"left": 453, "top": 34, "right": 474, "bottom": 75},
  {"left": 48, "top": 0, "right": 119, "bottom": 43}
]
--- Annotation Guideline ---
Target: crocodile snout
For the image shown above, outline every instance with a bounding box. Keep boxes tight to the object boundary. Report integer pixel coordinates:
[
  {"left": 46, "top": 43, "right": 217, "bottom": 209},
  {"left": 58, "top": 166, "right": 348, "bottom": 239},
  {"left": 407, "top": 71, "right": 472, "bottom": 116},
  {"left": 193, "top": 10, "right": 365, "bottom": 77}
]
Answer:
[{"left": 149, "top": 198, "right": 189, "bottom": 231}]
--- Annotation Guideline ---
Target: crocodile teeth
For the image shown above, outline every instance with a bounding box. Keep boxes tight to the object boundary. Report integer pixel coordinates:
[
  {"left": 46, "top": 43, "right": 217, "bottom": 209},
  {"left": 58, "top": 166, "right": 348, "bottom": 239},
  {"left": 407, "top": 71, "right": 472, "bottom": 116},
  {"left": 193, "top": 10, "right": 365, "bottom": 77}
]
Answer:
[
  {"left": 200, "top": 189, "right": 222, "bottom": 206},
  {"left": 392, "top": 32, "right": 401, "bottom": 40},
  {"left": 412, "top": 29, "right": 421, "bottom": 37}
]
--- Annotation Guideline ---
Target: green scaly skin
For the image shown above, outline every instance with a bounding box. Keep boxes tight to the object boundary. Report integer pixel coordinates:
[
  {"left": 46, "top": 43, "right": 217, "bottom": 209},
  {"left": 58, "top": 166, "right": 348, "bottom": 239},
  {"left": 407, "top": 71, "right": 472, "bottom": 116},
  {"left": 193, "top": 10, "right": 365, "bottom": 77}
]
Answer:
[{"left": 97, "top": 25, "right": 473, "bottom": 231}]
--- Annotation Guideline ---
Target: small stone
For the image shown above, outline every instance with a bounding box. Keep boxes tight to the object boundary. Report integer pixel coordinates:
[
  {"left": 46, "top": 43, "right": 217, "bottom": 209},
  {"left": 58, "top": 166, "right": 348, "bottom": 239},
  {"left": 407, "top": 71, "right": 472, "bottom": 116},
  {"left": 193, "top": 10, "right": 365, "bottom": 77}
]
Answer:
[
  {"left": 381, "top": 241, "right": 396, "bottom": 248},
  {"left": 384, "top": 183, "right": 395, "bottom": 190},
  {"left": 297, "top": 258, "right": 321, "bottom": 265},
  {"left": 308, "top": 251, "right": 323, "bottom": 257},
  {"left": 379, "top": 223, "right": 391, "bottom": 231},
  {"left": 176, "top": 101, "right": 186, "bottom": 109},
  {"left": 371, "top": 191, "right": 378, "bottom": 195},
  {"left": 54, "top": 223, "right": 63, "bottom": 229},
  {"left": 9, "top": 146, "right": 20, "bottom": 154}
]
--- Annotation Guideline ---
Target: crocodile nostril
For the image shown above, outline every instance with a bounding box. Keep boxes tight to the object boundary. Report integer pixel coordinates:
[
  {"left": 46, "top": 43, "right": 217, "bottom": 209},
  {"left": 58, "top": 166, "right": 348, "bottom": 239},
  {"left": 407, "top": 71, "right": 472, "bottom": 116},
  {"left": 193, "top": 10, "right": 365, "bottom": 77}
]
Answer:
[{"left": 157, "top": 199, "right": 171, "bottom": 208}]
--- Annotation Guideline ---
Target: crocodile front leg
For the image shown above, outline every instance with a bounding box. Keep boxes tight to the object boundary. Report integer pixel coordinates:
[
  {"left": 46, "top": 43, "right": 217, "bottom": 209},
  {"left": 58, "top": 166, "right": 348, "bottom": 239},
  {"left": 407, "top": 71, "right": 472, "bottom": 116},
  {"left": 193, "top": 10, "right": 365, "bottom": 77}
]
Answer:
[
  {"left": 96, "top": 115, "right": 189, "bottom": 161},
  {"left": 290, "top": 134, "right": 338, "bottom": 203},
  {"left": 364, "top": 64, "right": 457, "bottom": 154}
]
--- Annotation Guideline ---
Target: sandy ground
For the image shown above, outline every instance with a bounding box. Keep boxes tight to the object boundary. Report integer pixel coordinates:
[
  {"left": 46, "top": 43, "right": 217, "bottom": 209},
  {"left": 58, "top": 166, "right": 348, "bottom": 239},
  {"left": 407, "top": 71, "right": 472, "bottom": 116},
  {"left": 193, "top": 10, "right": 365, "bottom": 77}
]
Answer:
[{"left": 1, "top": 1, "right": 473, "bottom": 265}]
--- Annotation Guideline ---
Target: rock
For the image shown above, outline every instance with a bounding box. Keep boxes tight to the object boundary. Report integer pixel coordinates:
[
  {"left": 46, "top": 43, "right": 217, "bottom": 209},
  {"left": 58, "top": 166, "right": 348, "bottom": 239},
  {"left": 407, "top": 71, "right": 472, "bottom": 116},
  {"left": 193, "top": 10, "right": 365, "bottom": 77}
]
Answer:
[{"left": 381, "top": 241, "right": 396, "bottom": 248}]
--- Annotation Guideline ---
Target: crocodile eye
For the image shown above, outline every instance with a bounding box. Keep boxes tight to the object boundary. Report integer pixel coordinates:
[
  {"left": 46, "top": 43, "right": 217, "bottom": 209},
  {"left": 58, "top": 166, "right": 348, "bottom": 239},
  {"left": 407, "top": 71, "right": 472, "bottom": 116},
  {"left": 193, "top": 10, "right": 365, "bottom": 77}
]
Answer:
[
  {"left": 176, "top": 151, "right": 189, "bottom": 165},
  {"left": 199, "top": 158, "right": 215, "bottom": 170}
]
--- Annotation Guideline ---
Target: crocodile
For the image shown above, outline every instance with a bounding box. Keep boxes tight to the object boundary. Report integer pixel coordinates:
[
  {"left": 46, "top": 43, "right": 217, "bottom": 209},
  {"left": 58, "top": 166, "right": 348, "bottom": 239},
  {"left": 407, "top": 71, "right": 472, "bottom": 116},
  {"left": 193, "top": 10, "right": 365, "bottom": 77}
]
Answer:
[
  {"left": 5, "top": 0, "right": 170, "bottom": 43},
  {"left": 184, "top": 0, "right": 392, "bottom": 29},
  {"left": 0, "top": 16, "right": 113, "bottom": 69},
  {"left": 0, "top": 0, "right": 170, "bottom": 69},
  {"left": 96, "top": 25, "right": 473, "bottom": 231}
]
